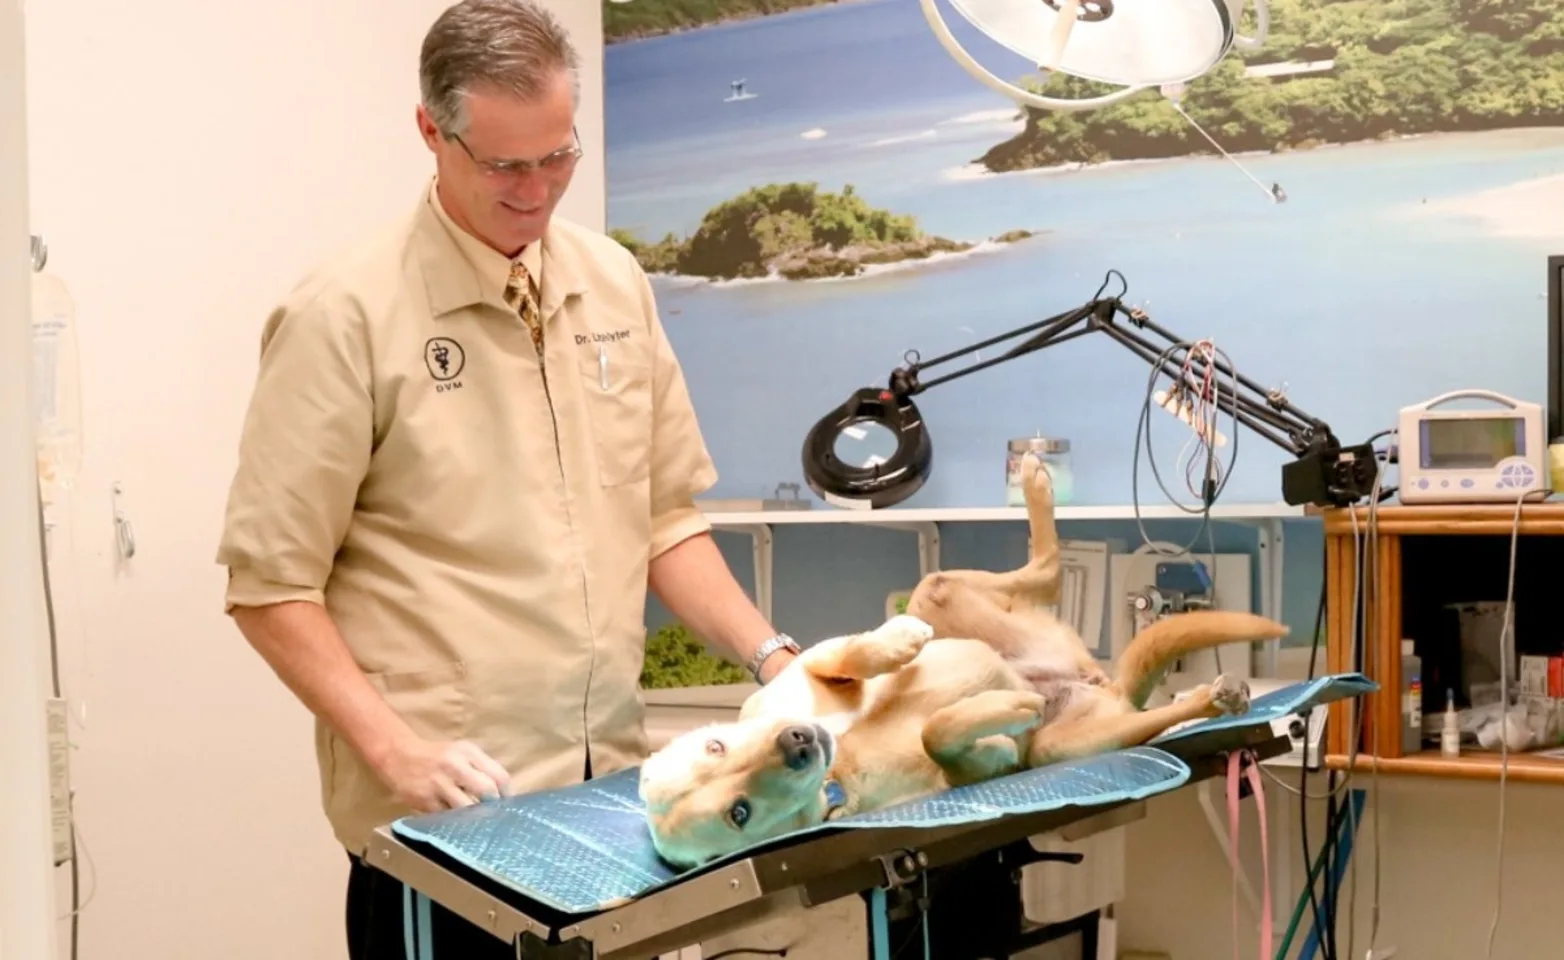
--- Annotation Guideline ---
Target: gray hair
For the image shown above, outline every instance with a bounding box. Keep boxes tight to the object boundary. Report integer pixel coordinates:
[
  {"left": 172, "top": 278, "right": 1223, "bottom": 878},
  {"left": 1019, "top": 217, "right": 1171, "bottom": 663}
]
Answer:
[{"left": 420, "top": 0, "right": 580, "bottom": 136}]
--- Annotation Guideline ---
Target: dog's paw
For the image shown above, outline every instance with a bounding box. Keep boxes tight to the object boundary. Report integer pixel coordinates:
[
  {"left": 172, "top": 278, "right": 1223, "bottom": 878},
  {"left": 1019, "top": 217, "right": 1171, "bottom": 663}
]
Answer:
[
  {"left": 1021, "top": 454, "right": 1055, "bottom": 502},
  {"left": 881, "top": 614, "right": 935, "bottom": 643},
  {"left": 971, "top": 689, "right": 1048, "bottom": 733},
  {"left": 1209, "top": 675, "right": 1251, "bottom": 715},
  {"left": 869, "top": 615, "right": 933, "bottom": 667}
]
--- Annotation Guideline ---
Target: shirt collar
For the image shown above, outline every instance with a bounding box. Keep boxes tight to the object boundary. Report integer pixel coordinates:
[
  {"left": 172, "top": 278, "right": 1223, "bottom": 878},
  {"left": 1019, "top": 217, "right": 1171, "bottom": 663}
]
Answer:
[{"left": 415, "top": 178, "right": 552, "bottom": 318}]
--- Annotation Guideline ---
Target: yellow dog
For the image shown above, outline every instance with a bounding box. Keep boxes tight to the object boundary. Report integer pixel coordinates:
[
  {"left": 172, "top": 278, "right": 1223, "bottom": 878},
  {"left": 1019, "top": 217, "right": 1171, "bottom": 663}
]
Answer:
[{"left": 639, "top": 458, "right": 1287, "bottom": 869}]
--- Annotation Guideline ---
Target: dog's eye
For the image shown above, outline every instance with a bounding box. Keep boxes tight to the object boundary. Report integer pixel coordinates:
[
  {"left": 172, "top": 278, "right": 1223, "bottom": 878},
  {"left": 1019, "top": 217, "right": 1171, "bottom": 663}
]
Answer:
[
  {"left": 705, "top": 739, "right": 725, "bottom": 756},
  {"left": 727, "top": 798, "right": 751, "bottom": 828}
]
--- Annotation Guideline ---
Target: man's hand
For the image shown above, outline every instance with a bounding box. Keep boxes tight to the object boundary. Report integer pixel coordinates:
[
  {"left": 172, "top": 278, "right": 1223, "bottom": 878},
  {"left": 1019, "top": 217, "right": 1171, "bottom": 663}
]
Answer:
[{"left": 372, "top": 736, "right": 512, "bottom": 813}]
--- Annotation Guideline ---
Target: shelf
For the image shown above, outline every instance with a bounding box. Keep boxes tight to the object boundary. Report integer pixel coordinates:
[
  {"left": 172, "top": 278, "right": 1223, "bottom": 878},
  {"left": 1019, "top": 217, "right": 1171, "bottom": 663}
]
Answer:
[
  {"left": 1320, "top": 499, "right": 1564, "bottom": 536},
  {"left": 702, "top": 503, "right": 1292, "bottom": 659},
  {"left": 704, "top": 502, "right": 1306, "bottom": 527},
  {"left": 1325, "top": 749, "right": 1564, "bottom": 785}
]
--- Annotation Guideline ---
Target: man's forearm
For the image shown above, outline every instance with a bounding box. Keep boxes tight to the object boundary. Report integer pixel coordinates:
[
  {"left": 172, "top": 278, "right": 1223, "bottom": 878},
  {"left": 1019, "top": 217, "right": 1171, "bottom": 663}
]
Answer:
[
  {"left": 648, "top": 532, "right": 787, "bottom": 676},
  {"left": 230, "top": 600, "right": 412, "bottom": 772}
]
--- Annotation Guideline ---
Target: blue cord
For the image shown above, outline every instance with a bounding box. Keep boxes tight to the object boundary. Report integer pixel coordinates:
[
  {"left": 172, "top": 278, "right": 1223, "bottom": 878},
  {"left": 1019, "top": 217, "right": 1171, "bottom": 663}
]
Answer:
[
  {"left": 403, "top": 885, "right": 435, "bottom": 960},
  {"left": 869, "top": 873, "right": 933, "bottom": 960},
  {"left": 870, "top": 887, "right": 890, "bottom": 960},
  {"left": 1298, "top": 788, "right": 1367, "bottom": 960}
]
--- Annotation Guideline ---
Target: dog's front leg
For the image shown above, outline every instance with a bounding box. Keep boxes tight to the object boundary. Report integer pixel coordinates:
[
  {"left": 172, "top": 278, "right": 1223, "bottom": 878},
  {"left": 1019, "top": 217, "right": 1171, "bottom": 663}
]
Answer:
[
  {"left": 1025, "top": 676, "right": 1250, "bottom": 767},
  {"left": 800, "top": 615, "right": 934, "bottom": 681},
  {"left": 922, "top": 689, "right": 1047, "bottom": 785}
]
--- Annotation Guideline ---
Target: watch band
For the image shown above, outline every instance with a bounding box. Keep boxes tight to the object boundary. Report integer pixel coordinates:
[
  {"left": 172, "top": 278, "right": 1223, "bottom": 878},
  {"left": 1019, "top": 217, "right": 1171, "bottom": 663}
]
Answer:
[{"left": 747, "top": 634, "right": 800, "bottom": 683}]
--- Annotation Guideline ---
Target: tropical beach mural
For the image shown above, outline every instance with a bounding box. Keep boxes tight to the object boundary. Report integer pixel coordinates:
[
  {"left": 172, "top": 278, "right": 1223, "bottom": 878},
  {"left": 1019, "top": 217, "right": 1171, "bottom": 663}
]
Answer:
[{"left": 603, "top": 0, "right": 1564, "bottom": 516}]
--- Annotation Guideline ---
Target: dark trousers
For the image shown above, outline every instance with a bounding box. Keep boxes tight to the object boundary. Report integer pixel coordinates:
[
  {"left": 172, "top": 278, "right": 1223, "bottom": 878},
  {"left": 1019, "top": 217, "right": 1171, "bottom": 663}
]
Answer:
[
  {"left": 346, "top": 852, "right": 515, "bottom": 959},
  {"left": 345, "top": 754, "right": 593, "bottom": 959}
]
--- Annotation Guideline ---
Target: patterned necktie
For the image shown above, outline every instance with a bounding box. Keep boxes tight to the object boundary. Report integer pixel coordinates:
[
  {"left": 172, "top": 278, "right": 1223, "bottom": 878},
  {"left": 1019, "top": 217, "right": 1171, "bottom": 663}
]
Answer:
[{"left": 504, "top": 261, "right": 544, "bottom": 355}]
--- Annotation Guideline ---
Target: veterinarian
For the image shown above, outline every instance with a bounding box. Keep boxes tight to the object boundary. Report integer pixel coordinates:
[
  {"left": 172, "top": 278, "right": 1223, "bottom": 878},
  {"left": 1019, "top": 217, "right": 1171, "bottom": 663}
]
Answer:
[{"left": 214, "top": 2, "right": 799, "bottom": 956}]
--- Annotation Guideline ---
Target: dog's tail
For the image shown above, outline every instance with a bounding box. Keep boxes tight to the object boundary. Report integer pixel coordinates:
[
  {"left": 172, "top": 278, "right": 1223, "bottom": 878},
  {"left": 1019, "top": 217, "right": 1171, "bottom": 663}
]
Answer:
[{"left": 1114, "top": 610, "right": 1290, "bottom": 708}]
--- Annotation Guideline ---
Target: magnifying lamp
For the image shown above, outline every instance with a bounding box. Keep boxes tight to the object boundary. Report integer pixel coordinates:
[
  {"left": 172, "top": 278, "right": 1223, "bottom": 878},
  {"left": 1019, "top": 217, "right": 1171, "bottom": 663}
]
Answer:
[
  {"left": 800, "top": 272, "right": 1379, "bottom": 511},
  {"left": 922, "top": 0, "right": 1269, "bottom": 112}
]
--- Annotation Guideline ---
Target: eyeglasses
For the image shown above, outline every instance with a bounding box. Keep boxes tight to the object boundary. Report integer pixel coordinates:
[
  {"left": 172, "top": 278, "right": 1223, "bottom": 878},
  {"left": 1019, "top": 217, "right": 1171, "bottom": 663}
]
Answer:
[{"left": 447, "top": 126, "right": 582, "bottom": 179}]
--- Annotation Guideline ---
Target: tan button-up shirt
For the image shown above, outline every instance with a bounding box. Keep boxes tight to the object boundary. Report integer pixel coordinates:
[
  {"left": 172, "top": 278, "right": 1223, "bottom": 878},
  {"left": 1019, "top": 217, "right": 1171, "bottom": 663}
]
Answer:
[{"left": 216, "top": 181, "right": 718, "bottom": 854}]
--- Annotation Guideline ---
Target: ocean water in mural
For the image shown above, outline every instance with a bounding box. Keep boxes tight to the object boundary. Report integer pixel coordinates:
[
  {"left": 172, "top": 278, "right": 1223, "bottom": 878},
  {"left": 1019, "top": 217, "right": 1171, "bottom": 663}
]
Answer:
[{"left": 603, "top": 0, "right": 1564, "bottom": 509}]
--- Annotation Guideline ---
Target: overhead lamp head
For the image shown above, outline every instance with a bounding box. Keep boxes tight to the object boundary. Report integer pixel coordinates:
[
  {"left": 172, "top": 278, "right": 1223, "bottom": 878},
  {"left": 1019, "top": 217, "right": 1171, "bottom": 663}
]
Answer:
[
  {"left": 947, "top": 0, "right": 1236, "bottom": 87},
  {"left": 801, "top": 387, "right": 934, "bottom": 510}
]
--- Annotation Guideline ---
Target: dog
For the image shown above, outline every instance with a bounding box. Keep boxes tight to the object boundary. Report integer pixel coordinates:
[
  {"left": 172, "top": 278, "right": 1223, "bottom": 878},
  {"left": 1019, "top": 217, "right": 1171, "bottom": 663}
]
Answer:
[{"left": 638, "top": 456, "right": 1288, "bottom": 869}]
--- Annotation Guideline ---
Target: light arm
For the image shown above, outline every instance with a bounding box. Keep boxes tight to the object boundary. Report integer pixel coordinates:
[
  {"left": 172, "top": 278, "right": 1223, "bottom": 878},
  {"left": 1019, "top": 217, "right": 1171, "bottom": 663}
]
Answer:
[{"left": 802, "top": 270, "right": 1379, "bottom": 509}]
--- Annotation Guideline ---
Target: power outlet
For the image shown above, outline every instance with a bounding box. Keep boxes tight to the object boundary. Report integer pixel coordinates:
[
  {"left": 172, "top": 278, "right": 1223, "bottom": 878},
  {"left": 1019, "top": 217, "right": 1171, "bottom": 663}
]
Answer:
[{"left": 46, "top": 696, "right": 73, "bottom": 866}]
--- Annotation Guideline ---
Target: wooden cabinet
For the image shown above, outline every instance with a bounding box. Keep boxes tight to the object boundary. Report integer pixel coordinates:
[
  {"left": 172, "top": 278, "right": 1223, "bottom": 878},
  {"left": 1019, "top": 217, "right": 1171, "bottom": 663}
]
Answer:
[{"left": 1321, "top": 502, "right": 1564, "bottom": 783}]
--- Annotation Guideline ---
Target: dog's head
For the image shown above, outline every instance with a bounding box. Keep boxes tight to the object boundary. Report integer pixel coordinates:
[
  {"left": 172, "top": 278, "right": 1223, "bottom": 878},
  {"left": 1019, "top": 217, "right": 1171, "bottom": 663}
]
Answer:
[{"left": 639, "top": 716, "right": 837, "bottom": 869}]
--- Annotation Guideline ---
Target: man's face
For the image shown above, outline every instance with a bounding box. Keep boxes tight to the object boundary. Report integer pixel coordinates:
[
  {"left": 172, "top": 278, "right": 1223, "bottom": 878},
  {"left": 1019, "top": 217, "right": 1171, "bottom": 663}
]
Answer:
[{"left": 417, "top": 69, "right": 580, "bottom": 257}]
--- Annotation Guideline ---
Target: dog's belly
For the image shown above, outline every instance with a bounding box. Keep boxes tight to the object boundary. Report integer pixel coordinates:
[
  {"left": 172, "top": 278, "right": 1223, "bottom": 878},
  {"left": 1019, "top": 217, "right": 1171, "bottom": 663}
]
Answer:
[
  {"left": 1031, "top": 679, "right": 1089, "bottom": 724},
  {"left": 864, "top": 638, "right": 1026, "bottom": 710}
]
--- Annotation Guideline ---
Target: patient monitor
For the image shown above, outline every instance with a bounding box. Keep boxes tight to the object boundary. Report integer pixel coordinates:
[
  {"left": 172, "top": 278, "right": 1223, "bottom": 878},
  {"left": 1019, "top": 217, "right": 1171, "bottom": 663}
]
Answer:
[{"left": 1397, "top": 389, "right": 1549, "bottom": 504}]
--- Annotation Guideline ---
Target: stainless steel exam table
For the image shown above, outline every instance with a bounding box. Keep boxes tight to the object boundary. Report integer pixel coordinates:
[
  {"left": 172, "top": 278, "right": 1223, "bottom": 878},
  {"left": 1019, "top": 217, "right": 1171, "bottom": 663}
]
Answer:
[{"left": 364, "top": 673, "right": 1375, "bottom": 960}]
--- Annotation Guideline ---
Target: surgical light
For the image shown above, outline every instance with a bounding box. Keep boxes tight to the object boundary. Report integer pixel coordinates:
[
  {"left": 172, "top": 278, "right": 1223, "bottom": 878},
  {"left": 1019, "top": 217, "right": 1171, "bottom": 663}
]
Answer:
[{"left": 922, "top": 0, "right": 1268, "bottom": 112}]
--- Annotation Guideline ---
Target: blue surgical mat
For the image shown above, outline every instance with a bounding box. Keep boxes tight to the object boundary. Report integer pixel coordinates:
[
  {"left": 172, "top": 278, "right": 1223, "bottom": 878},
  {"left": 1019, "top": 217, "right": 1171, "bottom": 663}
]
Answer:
[
  {"left": 391, "top": 746, "right": 1188, "bottom": 915},
  {"left": 1150, "top": 671, "right": 1378, "bottom": 745},
  {"left": 389, "top": 673, "right": 1373, "bottom": 916}
]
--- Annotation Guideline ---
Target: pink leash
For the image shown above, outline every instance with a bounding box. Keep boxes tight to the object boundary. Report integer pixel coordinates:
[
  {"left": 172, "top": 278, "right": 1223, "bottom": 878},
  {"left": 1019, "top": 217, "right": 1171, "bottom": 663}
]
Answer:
[{"left": 1227, "top": 749, "right": 1273, "bottom": 960}]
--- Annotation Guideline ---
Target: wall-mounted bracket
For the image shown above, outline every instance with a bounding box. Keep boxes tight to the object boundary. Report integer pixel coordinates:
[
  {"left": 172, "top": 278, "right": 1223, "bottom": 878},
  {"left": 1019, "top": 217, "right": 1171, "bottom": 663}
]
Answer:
[
  {"left": 715, "top": 520, "right": 942, "bottom": 624},
  {"left": 722, "top": 523, "right": 773, "bottom": 623}
]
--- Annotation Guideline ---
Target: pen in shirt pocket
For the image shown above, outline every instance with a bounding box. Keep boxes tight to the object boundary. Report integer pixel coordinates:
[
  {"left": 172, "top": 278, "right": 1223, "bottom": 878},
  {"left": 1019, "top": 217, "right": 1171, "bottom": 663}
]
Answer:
[{"left": 597, "top": 344, "right": 609, "bottom": 390}]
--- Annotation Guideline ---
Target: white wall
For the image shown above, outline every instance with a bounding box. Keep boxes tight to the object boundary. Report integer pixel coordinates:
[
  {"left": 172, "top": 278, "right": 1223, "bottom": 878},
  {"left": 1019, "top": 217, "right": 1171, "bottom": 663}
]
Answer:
[
  {"left": 1119, "top": 772, "right": 1564, "bottom": 959},
  {"left": 18, "top": 1, "right": 602, "bottom": 958}
]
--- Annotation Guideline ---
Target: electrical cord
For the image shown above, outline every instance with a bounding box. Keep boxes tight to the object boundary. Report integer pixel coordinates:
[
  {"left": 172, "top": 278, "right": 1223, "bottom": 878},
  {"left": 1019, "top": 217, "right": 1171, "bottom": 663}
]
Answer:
[
  {"left": 1299, "top": 578, "right": 1333, "bottom": 960},
  {"left": 1294, "top": 452, "right": 1379, "bottom": 960},
  {"left": 36, "top": 479, "right": 80, "bottom": 960},
  {"left": 36, "top": 478, "right": 89, "bottom": 960},
  {"left": 1484, "top": 484, "right": 1537, "bottom": 960},
  {"left": 1130, "top": 336, "right": 1241, "bottom": 557},
  {"left": 1327, "top": 440, "right": 1531, "bottom": 960},
  {"left": 1115, "top": 295, "right": 1420, "bottom": 960},
  {"left": 1349, "top": 457, "right": 1390, "bottom": 960}
]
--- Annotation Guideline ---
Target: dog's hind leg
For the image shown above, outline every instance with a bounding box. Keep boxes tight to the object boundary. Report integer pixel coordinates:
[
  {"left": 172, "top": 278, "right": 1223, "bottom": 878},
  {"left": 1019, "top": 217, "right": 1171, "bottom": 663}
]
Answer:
[
  {"left": 907, "top": 572, "right": 1107, "bottom": 686},
  {"left": 905, "top": 454, "right": 1062, "bottom": 622},
  {"left": 1025, "top": 676, "right": 1251, "bottom": 767},
  {"left": 922, "top": 689, "right": 1047, "bottom": 785}
]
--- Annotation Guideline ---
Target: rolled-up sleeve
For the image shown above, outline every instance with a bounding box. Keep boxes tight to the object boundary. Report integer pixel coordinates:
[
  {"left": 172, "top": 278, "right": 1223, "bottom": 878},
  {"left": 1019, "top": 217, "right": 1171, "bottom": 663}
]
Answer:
[
  {"left": 629, "top": 251, "right": 718, "bottom": 558},
  {"left": 216, "top": 289, "right": 374, "bottom": 611}
]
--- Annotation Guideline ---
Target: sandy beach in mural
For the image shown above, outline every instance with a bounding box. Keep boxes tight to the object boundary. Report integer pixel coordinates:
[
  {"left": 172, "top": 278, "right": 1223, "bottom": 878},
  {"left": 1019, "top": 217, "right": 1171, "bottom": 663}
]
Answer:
[{"left": 1410, "top": 170, "right": 1564, "bottom": 241}]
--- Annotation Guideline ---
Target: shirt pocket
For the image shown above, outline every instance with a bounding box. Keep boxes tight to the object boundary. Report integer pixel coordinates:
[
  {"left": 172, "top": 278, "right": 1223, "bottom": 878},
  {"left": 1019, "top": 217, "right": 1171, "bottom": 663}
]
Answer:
[{"left": 576, "top": 347, "right": 654, "bottom": 487}]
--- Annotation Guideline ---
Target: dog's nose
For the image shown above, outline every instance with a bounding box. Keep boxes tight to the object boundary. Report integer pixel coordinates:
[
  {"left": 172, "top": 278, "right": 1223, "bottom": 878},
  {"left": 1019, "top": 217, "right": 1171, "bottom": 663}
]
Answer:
[{"left": 776, "top": 725, "right": 819, "bottom": 771}]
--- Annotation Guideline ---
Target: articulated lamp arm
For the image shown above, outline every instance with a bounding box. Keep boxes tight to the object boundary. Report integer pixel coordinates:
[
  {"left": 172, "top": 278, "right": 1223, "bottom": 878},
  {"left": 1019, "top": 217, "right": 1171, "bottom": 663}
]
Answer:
[{"left": 801, "top": 271, "right": 1378, "bottom": 510}]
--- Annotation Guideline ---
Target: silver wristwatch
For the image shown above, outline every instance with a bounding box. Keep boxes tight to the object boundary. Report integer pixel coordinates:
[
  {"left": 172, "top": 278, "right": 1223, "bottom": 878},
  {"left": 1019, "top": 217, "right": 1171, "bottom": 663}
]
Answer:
[{"left": 747, "top": 633, "right": 800, "bottom": 683}]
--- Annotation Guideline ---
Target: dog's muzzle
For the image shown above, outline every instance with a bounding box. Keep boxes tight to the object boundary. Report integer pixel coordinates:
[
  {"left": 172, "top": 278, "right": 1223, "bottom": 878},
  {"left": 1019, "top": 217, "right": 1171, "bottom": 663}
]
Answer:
[{"left": 776, "top": 724, "right": 824, "bottom": 772}]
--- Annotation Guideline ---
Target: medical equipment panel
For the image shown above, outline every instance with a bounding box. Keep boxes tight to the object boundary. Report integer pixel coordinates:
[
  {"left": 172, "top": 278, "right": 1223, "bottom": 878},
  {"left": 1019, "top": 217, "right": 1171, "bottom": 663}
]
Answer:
[{"left": 1397, "top": 390, "right": 1549, "bottom": 504}]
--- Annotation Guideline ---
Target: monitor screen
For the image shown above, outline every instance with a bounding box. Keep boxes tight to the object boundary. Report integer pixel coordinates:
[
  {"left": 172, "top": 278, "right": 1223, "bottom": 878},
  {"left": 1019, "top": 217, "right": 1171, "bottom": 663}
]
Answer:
[{"left": 1420, "top": 416, "right": 1525, "bottom": 470}]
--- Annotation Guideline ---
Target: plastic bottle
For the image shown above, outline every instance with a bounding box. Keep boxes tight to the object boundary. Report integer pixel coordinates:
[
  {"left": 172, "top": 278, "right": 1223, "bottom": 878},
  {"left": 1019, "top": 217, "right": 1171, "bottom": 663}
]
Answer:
[
  {"left": 1441, "top": 689, "right": 1461, "bottom": 758},
  {"left": 1401, "top": 639, "right": 1422, "bottom": 754}
]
